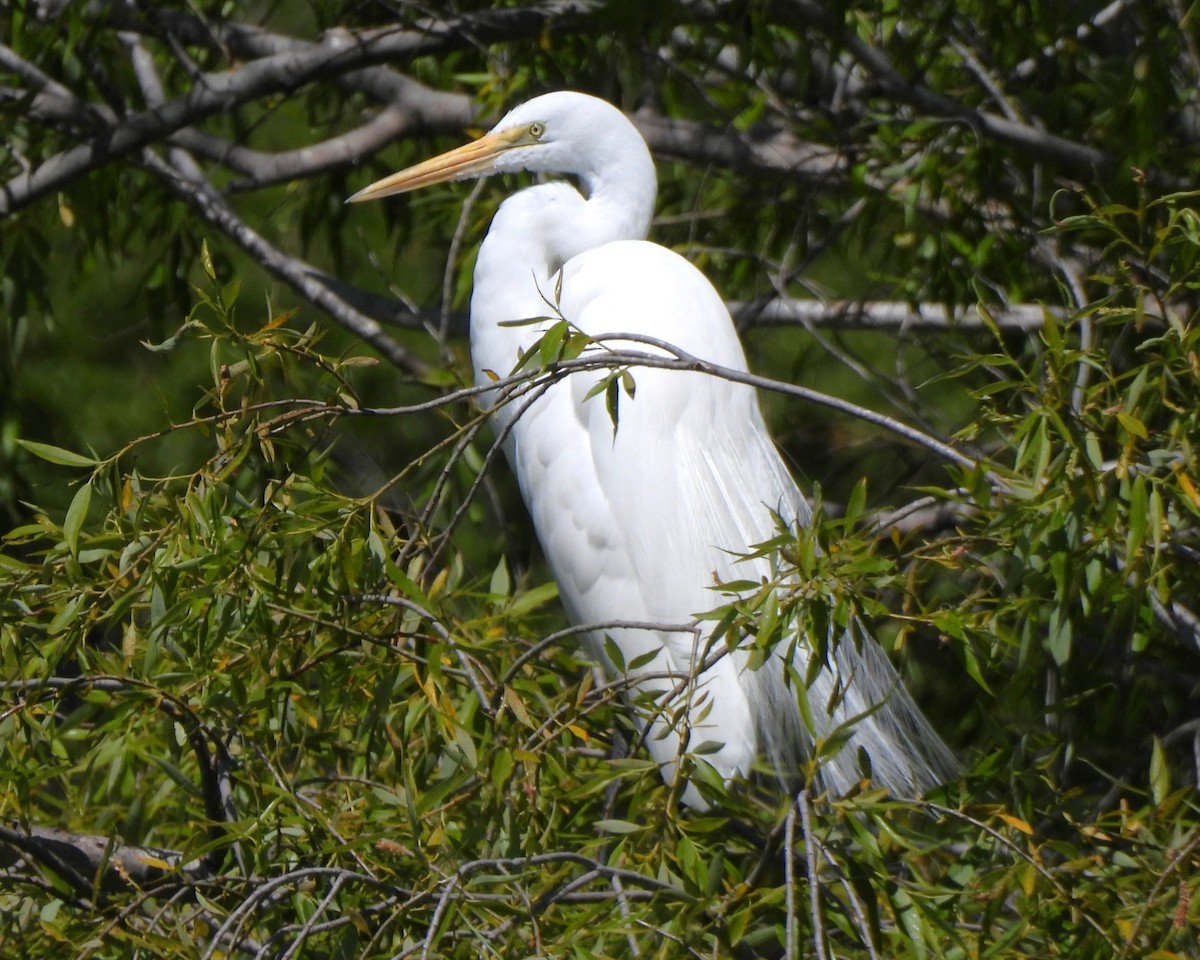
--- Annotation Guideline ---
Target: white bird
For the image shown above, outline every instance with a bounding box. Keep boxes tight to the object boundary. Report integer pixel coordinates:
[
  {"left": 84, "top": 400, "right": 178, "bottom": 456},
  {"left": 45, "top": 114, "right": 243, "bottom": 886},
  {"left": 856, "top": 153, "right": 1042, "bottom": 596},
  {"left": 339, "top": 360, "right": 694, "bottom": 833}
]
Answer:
[{"left": 349, "top": 91, "right": 957, "bottom": 807}]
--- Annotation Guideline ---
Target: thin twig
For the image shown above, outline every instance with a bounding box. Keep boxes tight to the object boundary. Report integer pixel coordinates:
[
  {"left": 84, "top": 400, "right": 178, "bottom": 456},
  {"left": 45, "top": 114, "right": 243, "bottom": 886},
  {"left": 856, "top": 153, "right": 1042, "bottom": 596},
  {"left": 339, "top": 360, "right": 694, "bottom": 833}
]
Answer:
[{"left": 799, "top": 788, "right": 829, "bottom": 960}]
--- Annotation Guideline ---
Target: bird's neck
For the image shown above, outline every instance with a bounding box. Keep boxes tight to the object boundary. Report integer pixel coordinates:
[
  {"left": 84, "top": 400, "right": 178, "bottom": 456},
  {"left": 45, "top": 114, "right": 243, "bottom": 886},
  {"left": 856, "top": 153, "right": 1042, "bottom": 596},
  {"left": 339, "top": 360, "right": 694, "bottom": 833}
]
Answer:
[
  {"left": 469, "top": 152, "right": 657, "bottom": 387},
  {"left": 578, "top": 153, "right": 656, "bottom": 246}
]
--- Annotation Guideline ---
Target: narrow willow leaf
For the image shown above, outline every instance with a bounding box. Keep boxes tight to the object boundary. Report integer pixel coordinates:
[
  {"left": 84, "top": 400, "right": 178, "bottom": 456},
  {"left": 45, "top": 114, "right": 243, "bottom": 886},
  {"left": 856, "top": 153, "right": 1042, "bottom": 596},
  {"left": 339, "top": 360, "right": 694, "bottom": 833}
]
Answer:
[
  {"left": 63, "top": 482, "right": 92, "bottom": 557},
  {"left": 593, "top": 819, "right": 642, "bottom": 834},
  {"left": 507, "top": 580, "right": 559, "bottom": 617},
  {"left": 0, "top": 552, "right": 31, "bottom": 571},
  {"left": 627, "top": 648, "right": 660, "bottom": 671},
  {"left": 1115, "top": 411, "right": 1148, "bottom": 440},
  {"left": 538, "top": 320, "right": 568, "bottom": 366},
  {"left": 1178, "top": 471, "right": 1200, "bottom": 510},
  {"left": 619, "top": 369, "right": 636, "bottom": 398},
  {"left": 603, "top": 635, "right": 625, "bottom": 673},
  {"left": 1126, "top": 474, "right": 1148, "bottom": 560},
  {"left": 843, "top": 477, "right": 868, "bottom": 524},
  {"left": 498, "top": 314, "right": 553, "bottom": 328},
  {"left": 561, "top": 332, "right": 589, "bottom": 360},
  {"left": 17, "top": 439, "right": 97, "bottom": 468},
  {"left": 489, "top": 555, "right": 510, "bottom": 599},
  {"left": 605, "top": 376, "right": 620, "bottom": 432},
  {"left": 1150, "top": 736, "right": 1169, "bottom": 806},
  {"left": 200, "top": 238, "right": 216, "bottom": 280},
  {"left": 998, "top": 813, "right": 1034, "bottom": 836},
  {"left": 491, "top": 749, "right": 514, "bottom": 792}
]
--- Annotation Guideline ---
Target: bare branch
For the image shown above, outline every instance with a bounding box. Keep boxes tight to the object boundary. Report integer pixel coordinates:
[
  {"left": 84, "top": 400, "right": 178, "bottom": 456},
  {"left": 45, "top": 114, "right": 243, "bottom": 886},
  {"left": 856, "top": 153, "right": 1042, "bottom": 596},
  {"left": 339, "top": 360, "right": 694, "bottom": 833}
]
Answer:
[
  {"left": 784, "top": 0, "right": 1189, "bottom": 191},
  {"left": 1011, "top": 0, "right": 1142, "bottom": 80},
  {"left": 571, "top": 335, "right": 1001, "bottom": 484},
  {"left": 357, "top": 297, "right": 1068, "bottom": 338},
  {"left": 0, "top": 823, "right": 208, "bottom": 897},
  {"left": 732, "top": 298, "right": 1054, "bottom": 332},
  {"left": 174, "top": 108, "right": 414, "bottom": 190},
  {"left": 635, "top": 112, "right": 847, "bottom": 184},
  {"left": 0, "top": 3, "right": 599, "bottom": 216}
]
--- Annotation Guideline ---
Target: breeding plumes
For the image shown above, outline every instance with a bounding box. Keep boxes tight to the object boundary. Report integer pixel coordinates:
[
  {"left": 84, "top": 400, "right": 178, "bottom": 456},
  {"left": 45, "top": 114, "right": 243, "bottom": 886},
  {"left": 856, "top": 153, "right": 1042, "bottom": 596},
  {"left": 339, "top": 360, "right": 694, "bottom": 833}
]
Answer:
[{"left": 349, "top": 91, "right": 957, "bottom": 807}]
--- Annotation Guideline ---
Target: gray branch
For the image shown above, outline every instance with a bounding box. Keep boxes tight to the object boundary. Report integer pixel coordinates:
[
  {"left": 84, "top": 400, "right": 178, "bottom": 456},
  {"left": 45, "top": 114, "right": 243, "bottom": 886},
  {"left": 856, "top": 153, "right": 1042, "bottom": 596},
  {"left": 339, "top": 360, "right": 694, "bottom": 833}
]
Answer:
[
  {"left": 784, "top": 0, "right": 1189, "bottom": 191},
  {"left": 175, "top": 108, "right": 416, "bottom": 191},
  {"left": 635, "top": 112, "right": 847, "bottom": 185},
  {"left": 731, "top": 298, "right": 1054, "bottom": 332},
  {"left": 0, "top": 823, "right": 207, "bottom": 898},
  {"left": 0, "top": 2, "right": 597, "bottom": 215}
]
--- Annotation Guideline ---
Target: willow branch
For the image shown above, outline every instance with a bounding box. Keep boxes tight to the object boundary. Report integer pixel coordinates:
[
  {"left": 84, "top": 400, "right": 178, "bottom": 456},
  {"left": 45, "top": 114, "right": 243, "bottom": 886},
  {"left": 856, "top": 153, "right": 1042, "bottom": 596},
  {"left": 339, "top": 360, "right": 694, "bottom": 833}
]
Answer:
[{"left": 138, "top": 148, "right": 431, "bottom": 375}]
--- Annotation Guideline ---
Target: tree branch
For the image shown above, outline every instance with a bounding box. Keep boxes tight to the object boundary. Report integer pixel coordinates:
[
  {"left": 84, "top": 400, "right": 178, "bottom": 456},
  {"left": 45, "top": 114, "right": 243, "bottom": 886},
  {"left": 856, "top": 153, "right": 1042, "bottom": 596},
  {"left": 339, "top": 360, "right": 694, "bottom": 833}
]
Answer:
[
  {"left": 0, "top": 823, "right": 208, "bottom": 898},
  {"left": 0, "top": 3, "right": 598, "bottom": 216},
  {"left": 731, "top": 298, "right": 1054, "bottom": 332},
  {"left": 635, "top": 112, "right": 847, "bottom": 185},
  {"left": 785, "top": 0, "right": 1190, "bottom": 192},
  {"left": 173, "top": 108, "right": 414, "bottom": 191}
]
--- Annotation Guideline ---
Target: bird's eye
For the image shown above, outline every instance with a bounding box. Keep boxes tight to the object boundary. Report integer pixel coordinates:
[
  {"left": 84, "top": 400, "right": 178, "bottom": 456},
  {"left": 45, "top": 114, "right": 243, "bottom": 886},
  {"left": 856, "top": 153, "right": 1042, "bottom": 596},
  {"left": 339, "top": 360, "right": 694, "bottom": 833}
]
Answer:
[{"left": 528, "top": 121, "right": 545, "bottom": 139}]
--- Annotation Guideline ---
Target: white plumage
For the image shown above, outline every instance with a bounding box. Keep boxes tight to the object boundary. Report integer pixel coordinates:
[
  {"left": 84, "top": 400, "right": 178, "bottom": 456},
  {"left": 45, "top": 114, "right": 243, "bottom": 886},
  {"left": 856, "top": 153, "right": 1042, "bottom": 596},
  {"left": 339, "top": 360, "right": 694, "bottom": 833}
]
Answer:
[{"left": 350, "top": 91, "right": 957, "bottom": 807}]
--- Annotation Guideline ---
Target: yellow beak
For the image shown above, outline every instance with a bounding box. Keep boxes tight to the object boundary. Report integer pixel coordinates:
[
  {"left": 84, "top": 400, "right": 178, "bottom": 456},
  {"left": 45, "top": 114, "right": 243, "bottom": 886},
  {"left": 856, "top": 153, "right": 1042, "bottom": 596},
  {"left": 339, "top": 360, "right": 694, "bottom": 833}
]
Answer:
[{"left": 346, "top": 129, "right": 522, "bottom": 202}]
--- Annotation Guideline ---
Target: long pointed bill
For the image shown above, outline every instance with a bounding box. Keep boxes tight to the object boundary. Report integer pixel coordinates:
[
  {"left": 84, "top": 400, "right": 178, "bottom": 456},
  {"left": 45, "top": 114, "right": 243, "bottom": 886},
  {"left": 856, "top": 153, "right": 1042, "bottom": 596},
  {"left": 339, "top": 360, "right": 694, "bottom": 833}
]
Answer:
[{"left": 346, "top": 129, "right": 521, "bottom": 203}]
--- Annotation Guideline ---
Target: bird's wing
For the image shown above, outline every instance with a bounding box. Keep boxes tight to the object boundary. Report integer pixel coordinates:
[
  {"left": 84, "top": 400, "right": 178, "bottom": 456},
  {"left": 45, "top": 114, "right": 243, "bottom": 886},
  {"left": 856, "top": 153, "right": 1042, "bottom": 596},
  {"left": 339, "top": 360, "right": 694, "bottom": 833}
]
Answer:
[
  {"left": 497, "top": 331, "right": 716, "bottom": 794},
  {"left": 560, "top": 241, "right": 957, "bottom": 797},
  {"left": 561, "top": 241, "right": 807, "bottom": 617},
  {"left": 552, "top": 241, "right": 809, "bottom": 786}
]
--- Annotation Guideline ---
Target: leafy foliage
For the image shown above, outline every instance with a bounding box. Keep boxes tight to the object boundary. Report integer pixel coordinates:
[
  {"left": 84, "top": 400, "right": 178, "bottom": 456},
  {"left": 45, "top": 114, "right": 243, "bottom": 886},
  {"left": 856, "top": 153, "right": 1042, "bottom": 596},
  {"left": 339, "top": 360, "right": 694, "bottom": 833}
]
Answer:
[{"left": 2, "top": 2, "right": 1200, "bottom": 958}]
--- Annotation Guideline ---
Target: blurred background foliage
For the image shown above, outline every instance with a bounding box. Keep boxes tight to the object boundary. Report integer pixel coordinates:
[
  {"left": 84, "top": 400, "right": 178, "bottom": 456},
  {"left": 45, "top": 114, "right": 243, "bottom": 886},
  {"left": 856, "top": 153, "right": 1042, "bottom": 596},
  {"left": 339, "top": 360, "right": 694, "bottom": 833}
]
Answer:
[{"left": 1, "top": 0, "right": 1199, "bottom": 957}]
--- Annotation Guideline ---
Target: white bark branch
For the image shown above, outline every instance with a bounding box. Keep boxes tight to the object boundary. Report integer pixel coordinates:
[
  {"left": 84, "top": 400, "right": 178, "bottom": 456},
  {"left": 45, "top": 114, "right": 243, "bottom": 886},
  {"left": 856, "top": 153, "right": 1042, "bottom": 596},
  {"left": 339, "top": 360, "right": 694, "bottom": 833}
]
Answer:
[{"left": 732, "top": 298, "right": 1055, "bottom": 331}]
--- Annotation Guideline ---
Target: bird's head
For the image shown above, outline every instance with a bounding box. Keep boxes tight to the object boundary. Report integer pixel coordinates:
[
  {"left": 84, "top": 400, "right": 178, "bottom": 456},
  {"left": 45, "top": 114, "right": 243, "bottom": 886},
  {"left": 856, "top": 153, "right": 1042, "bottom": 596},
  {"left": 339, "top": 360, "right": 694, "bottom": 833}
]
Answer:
[{"left": 346, "top": 91, "right": 649, "bottom": 202}]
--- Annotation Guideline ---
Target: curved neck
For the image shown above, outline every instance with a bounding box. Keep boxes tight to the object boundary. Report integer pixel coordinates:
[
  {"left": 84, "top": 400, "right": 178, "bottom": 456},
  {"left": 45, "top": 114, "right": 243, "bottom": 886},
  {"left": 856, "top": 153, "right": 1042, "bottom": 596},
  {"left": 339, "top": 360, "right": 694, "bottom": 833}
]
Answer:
[
  {"left": 575, "top": 125, "right": 656, "bottom": 245},
  {"left": 470, "top": 126, "right": 658, "bottom": 384}
]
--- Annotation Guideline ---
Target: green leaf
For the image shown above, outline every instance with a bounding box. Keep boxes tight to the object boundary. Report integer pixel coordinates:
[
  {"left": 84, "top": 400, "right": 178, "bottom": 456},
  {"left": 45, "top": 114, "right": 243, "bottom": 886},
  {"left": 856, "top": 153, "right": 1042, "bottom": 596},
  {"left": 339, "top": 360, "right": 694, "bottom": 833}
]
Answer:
[
  {"left": 593, "top": 819, "right": 643, "bottom": 834},
  {"left": 48, "top": 594, "right": 83, "bottom": 636},
  {"left": 956, "top": 640, "right": 993, "bottom": 694},
  {"left": 1041, "top": 309, "right": 1062, "bottom": 351},
  {"left": 843, "top": 477, "right": 868, "bottom": 524},
  {"left": 1149, "top": 736, "right": 1169, "bottom": 806},
  {"left": 605, "top": 375, "right": 620, "bottom": 432},
  {"left": 63, "top": 481, "right": 92, "bottom": 557},
  {"left": 603, "top": 635, "right": 625, "bottom": 673},
  {"left": 0, "top": 552, "right": 31, "bottom": 571},
  {"left": 1126, "top": 474, "right": 1148, "bottom": 560},
  {"left": 489, "top": 555, "right": 511, "bottom": 600},
  {"left": 1047, "top": 606, "right": 1072, "bottom": 665},
  {"left": 561, "top": 332, "right": 589, "bottom": 361},
  {"left": 491, "top": 748, "right": 514, "bottom": 792},
  {"left": 627, "top": 648, "right": 661, "bottom": 671},
  {"left": 1115, "top": 411, "right": 1148, "bottom": 439},
  {"left": 507, "top": 580, "right": 559, "bottom": 617},
  {"left": 200, "top": 238, "right": 216, "bottom": 280},
  {"left": 619, "top": 369, "right": 636, "bottom": 399},
  {"left": 583, "top": 376, "right": 611, "bottom": 402},
  {"left": 17, "top": 439, "right": 98, "bottom": 468},
  {"left": 498, "top": 315, "right": 553, "bottom": 327},
  {"left": 538, "top": 320, "right": 568, "bottom": 366}
]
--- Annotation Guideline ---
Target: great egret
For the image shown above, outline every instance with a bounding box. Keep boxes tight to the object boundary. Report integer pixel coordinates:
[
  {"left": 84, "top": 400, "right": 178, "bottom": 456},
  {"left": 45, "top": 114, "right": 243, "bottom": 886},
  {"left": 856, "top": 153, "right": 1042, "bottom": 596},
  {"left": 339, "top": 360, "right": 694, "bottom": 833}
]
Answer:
[{"left": 349, "top": 91, "right": 957, "bottom": 807}]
